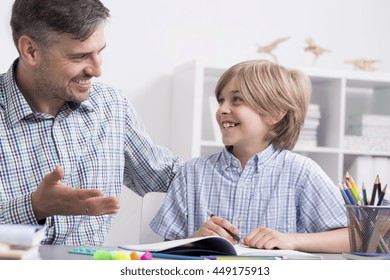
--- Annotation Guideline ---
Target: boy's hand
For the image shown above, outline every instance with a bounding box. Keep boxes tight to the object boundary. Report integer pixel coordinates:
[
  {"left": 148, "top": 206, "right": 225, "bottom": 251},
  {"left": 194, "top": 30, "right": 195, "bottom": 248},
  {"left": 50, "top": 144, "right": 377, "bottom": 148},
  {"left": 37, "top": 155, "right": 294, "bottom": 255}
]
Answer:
[
  {"left": 190, "top": 215, "right": 240, "bottom": 244},
  {"left": 243, "top": 227, "right": 295, "bottom": 250}
]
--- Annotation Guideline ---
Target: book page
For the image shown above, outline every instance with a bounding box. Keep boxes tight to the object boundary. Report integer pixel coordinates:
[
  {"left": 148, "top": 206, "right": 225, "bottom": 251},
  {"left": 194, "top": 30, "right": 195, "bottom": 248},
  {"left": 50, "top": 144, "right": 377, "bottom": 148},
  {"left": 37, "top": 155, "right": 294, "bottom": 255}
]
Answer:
[{"left": 234, "top": 244, "right": 323, "bottom": 260}]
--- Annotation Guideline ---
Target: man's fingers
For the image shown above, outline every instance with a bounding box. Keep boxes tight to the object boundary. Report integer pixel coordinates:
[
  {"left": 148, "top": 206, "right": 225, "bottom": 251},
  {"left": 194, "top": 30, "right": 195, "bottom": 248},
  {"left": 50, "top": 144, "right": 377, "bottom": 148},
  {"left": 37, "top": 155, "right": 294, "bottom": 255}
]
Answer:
[
  {"left": 43, "top": 165, "right": 64, "bottom": 185},
  {"left": 75, "top": 188, "right": 104, "bottom": 200},
  {"left": 82, "top": 196, "right": 120, "bottom": 216}
]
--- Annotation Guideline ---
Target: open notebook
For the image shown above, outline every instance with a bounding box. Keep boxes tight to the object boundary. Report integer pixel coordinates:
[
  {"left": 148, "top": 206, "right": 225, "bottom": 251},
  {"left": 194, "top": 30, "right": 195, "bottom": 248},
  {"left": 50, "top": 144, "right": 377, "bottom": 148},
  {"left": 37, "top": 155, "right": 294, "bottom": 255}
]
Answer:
[{"left": 119, "top": 236, "right": 323, "bottom": 260}]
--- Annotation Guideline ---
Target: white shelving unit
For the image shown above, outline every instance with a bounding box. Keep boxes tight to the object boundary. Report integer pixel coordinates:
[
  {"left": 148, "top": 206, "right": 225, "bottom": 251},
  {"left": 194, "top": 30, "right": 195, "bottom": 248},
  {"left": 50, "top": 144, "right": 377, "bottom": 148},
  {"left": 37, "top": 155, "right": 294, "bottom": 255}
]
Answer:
[{"left": 170, "top": 60, "right": 390, "bottom": 183}]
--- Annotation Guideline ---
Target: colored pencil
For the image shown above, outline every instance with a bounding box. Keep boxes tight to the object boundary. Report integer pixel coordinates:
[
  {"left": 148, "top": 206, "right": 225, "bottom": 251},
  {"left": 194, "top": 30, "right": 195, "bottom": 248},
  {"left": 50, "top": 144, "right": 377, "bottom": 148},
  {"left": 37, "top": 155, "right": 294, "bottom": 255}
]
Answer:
[
  {"left": 362, "top": 183, "right": 368, "bottom": 206},
  {"left": 339, "top": 183, "right": 351, "bottom": 205},
  {"left": 344, "top": 183, "right": 356, "bottom": 205},
  {"left": 377, "top": 184, "right": 387, "bottom": 206},
  {"left": 206, "top": 256, "right": 284, "bottom": 260},
  {"left": 346, "top": 172, "right": 359, "bottom": 198},
  {"left": 151, "top": 252, "right": 206, "bottom": 260},
  {"left": 370, "top": 175, "right": 381, "bottom": 205},
  {"left": 350, "top": 175, "right": 363, "bottom": 204},
  {"left": 346, "top": 180, "right": 359, "bottom": 205}
]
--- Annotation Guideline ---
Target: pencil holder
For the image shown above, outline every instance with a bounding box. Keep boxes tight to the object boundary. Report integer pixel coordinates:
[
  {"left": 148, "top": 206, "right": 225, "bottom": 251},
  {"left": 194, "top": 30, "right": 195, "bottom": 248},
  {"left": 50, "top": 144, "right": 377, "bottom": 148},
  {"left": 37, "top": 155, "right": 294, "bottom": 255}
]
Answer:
[{"left": 345, "top": 205, "right": 390, "bottom": 253}]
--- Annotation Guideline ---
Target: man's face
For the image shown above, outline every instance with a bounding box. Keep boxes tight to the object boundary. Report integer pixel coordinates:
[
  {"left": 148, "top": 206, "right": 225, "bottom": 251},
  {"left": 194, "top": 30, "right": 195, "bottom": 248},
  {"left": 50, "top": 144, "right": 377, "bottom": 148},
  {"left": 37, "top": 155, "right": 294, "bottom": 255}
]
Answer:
[{"left": 33, "top": 26, "right": 106, "bottom": 104}]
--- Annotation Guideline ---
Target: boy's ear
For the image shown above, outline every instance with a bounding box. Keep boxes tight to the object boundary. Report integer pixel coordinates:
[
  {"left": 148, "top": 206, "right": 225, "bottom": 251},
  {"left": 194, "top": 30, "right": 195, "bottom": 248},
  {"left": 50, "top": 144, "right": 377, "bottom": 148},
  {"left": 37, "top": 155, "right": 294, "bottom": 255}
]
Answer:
[
  {"left": 18, "top": 35, "right": 40, "bottom": 65},
  {"left": 268, "top": 110, "right": 287, "bottom": 125}
]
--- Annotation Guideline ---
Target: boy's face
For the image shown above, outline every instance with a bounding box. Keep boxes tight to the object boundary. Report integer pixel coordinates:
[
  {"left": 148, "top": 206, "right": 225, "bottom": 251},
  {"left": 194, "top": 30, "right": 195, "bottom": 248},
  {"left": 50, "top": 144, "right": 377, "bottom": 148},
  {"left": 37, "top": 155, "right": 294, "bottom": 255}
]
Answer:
[{"left": 215, "top": 76, "right": 273, "bottom": 154}]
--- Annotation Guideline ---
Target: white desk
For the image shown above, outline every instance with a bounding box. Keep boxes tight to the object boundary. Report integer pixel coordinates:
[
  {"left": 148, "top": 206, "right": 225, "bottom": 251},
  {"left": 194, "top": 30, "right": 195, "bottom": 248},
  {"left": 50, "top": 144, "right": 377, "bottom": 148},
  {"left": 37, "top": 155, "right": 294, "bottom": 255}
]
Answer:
[{"left": 38, "top": 245, "right": 345, "bottom": 260}]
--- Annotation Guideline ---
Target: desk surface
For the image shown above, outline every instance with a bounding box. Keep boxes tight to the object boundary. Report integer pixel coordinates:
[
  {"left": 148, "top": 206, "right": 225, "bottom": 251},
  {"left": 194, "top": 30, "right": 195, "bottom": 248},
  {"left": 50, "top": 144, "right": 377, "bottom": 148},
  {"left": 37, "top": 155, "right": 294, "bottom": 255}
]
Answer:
[{"left": 38, "top": 245, "right": 345, "bottom": 260}]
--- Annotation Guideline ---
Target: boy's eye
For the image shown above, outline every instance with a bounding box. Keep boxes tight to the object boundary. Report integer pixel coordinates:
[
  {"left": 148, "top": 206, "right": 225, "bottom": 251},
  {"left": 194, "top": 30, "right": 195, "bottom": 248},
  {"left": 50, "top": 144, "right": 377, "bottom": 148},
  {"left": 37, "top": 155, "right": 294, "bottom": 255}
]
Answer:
[{"left": 233, "top": 96, "right": 243, "bottom": 102}]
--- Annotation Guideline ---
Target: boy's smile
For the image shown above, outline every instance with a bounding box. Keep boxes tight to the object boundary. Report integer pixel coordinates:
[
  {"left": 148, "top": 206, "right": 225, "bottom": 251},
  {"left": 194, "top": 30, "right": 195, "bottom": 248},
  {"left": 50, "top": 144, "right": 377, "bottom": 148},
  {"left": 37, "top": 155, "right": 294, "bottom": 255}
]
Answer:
[{"left": 222, "top": 121, "right": 239, "bottom": 129}]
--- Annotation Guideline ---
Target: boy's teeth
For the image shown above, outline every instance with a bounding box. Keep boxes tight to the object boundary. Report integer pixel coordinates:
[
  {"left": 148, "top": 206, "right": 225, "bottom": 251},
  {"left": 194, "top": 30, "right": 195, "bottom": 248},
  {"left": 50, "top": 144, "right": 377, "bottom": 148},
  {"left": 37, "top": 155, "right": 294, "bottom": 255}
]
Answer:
[{"left": 223, "top": 122, "right": 236, "bottom": 128}]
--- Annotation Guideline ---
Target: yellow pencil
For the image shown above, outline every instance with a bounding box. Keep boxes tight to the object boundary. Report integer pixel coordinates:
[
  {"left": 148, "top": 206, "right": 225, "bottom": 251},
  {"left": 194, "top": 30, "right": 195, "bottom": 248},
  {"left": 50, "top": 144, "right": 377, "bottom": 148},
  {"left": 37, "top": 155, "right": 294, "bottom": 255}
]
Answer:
[
  {"left": 346, "top": 172, "right": 360, "bottom": 203},
  {"left": 349, "top": 175, "right": 359, "bottom": 195},
  {"left": 346, "top": 180, "right": 359, "bottom": 205}
]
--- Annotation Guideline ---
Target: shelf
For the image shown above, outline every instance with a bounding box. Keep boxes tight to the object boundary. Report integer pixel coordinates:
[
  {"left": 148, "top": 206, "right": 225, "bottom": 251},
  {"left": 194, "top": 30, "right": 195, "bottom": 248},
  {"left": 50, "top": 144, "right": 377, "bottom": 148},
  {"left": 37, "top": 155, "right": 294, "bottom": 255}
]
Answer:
[{"left": 343, "top": 150, "right": 390, "bottom": 157}]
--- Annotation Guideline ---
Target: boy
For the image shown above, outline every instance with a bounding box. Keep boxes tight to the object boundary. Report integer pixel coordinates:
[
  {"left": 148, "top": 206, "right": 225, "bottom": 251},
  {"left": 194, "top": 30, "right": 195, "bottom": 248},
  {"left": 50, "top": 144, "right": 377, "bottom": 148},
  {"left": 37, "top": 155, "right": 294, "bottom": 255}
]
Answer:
[{"left": 151, "top": 60, "right": 349, "bottom": 253}]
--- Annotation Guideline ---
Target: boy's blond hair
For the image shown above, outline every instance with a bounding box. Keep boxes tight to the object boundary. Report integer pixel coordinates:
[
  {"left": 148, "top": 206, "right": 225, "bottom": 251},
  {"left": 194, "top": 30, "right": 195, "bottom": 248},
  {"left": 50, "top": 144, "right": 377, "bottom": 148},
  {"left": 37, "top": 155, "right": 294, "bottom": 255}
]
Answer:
[{"left": 215, "top": 60, "right": 312, "bottom": 150}]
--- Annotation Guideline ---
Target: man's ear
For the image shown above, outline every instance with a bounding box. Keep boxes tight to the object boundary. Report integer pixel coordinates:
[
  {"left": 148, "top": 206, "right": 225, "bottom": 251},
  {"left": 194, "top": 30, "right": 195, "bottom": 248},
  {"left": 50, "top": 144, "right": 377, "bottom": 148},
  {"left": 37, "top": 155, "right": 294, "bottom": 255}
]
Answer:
[
  {"left": 268, "top": 110, "right": 287, "bottom": 125},
  {"left": 18, "top": 35, "right": 40, "bottom": 65}
]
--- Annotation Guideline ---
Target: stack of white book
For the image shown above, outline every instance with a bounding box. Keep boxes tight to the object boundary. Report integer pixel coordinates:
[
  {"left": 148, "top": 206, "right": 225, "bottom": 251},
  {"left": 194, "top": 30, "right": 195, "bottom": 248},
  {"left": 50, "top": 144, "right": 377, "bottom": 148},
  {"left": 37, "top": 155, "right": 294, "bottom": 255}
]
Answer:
[
  {"left": 344, "top": 114, "right": 390, "bottom": 152},
  {"left": 0, "top": 224, "right": 45, "bottom": 260},
  {"left": 296, "top": 104, "right": 321, "bottom": 148}
]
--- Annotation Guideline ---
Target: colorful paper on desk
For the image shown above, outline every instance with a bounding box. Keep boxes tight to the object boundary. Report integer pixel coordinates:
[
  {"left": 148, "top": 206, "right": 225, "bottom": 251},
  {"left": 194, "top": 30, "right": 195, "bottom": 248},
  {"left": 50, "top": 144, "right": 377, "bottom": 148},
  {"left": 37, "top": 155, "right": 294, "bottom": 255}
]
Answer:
[{"left": 119, "top": 236, "right": 323, "bottom": 260}]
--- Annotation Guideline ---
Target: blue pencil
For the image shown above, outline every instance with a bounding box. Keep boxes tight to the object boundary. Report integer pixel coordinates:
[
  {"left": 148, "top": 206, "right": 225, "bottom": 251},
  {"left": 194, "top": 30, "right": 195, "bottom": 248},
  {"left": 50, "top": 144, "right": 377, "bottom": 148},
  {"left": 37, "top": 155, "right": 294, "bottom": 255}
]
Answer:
[
  {"left": 343, "top": 183, "right": 356, "bottom": 205},
  {"left": 339, "top": 183, "right": 351, "bottom": 205},
  {"left": 151, "top": 252, "right": 206, "bottom": 260}
]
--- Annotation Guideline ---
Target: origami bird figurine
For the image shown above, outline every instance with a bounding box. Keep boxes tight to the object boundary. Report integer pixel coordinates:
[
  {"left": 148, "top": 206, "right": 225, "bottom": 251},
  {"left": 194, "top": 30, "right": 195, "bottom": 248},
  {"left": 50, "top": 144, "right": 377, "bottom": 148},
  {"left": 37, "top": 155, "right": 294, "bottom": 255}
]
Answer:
[
  {"left": 256, "top": 36, "right": 290, "bottom": 63},
  {"left": 344, "top": 58, "right": 382, "bottom": 72},
  {"left": 304, "top": 37, "right": 331, "bottom": 66}
]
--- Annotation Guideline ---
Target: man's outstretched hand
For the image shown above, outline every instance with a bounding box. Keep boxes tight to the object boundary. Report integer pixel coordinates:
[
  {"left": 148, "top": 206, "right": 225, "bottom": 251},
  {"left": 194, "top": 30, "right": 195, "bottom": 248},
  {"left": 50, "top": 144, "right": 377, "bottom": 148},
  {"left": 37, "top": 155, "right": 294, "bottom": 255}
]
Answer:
[{"left": 31, "top": 166, "right": 120, "bottom": 221}]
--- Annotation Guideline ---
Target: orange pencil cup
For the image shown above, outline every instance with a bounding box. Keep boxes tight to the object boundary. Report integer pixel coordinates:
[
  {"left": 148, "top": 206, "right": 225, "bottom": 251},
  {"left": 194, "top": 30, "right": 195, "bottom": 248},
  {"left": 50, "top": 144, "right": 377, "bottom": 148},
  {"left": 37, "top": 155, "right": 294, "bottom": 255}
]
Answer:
[{"left": 345, "top": 205, "right": 390, "bottom": 253}]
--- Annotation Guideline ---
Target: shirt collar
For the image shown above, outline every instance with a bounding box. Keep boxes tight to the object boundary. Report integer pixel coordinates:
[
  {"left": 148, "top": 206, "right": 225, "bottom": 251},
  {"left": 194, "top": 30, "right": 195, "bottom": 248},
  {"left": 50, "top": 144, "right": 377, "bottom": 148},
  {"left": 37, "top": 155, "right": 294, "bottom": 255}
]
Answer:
[
  {"left": 221, "top": 144, "right": 278, "bottom": 171},
  {"left": 2, "top": 59, "right": 94, "bottom": 128}
]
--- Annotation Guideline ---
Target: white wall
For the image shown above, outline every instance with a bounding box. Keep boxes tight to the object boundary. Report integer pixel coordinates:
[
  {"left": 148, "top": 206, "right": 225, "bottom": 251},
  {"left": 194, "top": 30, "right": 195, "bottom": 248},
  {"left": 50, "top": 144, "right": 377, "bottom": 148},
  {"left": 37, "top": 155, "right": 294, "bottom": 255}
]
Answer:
[{"left": 1, "top": 0, "right": 390, "bottom": 245}]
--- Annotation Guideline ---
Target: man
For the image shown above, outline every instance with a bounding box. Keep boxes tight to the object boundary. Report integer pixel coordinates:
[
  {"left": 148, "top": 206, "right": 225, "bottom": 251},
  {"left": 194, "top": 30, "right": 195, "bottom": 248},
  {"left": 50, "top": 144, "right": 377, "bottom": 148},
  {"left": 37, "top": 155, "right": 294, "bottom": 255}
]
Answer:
[{"left": 0, "top": 0, "right": 181, "bottom": 245}]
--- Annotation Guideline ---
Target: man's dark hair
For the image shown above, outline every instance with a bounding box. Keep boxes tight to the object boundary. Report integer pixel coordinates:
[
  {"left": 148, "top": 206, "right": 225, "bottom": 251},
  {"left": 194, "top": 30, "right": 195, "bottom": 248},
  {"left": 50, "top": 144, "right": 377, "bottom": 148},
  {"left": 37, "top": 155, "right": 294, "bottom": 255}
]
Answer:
[{"left": 10, "top": 0, "right": 110, "bottom": 49}]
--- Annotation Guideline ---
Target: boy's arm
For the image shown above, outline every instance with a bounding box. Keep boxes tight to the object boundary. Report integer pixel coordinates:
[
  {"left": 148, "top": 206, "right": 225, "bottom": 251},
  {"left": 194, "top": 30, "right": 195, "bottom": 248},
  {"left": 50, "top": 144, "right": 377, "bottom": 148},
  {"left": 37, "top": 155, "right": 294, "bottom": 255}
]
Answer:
[
  {"left": 243, "top": 227, "right": 349, "bottom": 253},
  {"left": 287, "top": 227, "right": 349, "bottom": 253}
]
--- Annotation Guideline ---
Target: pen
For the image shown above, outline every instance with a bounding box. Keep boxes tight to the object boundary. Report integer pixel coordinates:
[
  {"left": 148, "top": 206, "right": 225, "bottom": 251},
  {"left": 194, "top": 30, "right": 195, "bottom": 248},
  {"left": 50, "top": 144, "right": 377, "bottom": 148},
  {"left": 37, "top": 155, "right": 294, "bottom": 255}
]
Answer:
[{"left": 206, "top": 210, "right": 241, "bottom": 242}]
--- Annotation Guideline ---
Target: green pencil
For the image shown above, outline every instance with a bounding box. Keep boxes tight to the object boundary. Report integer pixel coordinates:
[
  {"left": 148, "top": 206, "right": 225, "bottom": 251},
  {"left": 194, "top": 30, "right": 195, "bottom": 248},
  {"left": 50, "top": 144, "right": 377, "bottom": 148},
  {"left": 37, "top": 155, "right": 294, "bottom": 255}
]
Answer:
[{"left": 362, "top": 183, "right": 368, "bottom": 205}]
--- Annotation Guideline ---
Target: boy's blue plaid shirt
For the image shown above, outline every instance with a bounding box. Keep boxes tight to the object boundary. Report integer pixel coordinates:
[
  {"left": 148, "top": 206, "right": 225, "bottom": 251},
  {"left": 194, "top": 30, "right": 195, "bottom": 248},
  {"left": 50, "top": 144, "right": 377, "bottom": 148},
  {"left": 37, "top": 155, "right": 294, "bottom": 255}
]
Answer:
[{"left": 151, "top": 145, "right": 348, "bottom": 240}]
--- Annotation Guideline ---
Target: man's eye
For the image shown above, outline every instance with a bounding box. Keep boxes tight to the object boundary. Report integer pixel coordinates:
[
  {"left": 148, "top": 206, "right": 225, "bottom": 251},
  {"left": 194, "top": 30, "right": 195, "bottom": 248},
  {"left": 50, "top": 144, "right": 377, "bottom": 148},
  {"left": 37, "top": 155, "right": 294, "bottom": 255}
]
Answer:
[{"left": 71, "top": 54, "right": 88, "bottom": 60}]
